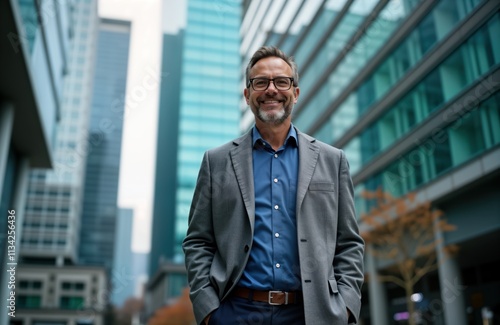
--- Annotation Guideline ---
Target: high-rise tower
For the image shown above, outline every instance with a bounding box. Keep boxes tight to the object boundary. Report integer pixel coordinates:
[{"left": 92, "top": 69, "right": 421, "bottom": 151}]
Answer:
[
  {"left": 20, "top": 0, "right": 99, "bottom": 266},
  {"left": 147, "top": 0, "right": 242, "bottom": 315},
  {"left": 79, "top": 18, "right": 131, "bottom": 273}
]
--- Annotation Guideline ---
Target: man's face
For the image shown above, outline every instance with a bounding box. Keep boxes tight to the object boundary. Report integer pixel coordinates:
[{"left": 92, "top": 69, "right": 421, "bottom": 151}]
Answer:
[{"left": 244, "top": 57, "right": 300, "bottom": 125}]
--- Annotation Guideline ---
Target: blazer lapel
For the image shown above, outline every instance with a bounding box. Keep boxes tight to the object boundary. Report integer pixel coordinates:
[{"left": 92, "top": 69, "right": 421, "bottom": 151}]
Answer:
[
  {"left": 230, "top": 131, "right": 255, "bottom": 231},
  {"left": 296, "top": 130, "right": 319, "bottom": 213}
]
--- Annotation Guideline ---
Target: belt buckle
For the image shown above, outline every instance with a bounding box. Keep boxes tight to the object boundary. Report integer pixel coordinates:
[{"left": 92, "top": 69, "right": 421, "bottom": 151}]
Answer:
[{"left": 268, "top": 290, "right": 288, "bottom": 305}]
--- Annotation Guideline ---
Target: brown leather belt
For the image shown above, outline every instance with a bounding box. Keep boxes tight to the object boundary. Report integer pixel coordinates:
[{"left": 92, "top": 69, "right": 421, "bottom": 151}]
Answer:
[{"left": 232, "top": 287, "right": 302, "bottom": 305}]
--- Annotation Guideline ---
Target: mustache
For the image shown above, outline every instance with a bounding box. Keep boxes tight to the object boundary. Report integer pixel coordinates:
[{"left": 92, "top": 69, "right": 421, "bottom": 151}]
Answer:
[{"left": 258, "top": 95, "right": 285, "bottom": 101}]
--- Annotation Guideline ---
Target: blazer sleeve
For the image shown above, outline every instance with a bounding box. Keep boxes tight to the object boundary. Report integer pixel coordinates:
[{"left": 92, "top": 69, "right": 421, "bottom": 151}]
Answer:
[
  {"left": 335, "top": 150, "right": 365, "bottom": 323},
  {"left": 182, "top": 151, "right": 220, "bottom": 324}
]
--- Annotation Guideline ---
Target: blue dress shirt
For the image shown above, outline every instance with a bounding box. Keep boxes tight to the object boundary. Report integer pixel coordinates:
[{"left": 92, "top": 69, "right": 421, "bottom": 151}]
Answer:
[{"left": 238, "top": 125, "right": 301, "bottom": 291}]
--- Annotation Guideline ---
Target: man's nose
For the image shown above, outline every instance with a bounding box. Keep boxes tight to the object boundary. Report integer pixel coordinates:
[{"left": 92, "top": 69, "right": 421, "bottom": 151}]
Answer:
[{"left": 266, "top": 80, "right": 279, "bottom": 93}]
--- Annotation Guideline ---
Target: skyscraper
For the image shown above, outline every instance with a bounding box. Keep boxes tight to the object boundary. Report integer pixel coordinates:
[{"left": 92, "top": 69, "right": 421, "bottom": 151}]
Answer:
[
  {"left": 20, "top": 0, "right": 99, "bottom": 266},
  {"left": 149, "top": 31, "right": 184, "bottom": 279},
  {"left": 241, "top": 1, "right": 500, "bottom": 324},
  {"left": 112, "top": 208, "right": 135, "bottom": 307},
  {"left": 147, "top": 0, "right": 242, "bottom": 312},
  {"left": 79, "top": 18, "right": 131, "bottom": 273}
]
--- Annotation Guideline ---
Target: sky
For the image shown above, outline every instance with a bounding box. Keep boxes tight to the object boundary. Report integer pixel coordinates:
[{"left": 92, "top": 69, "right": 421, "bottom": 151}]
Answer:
[{"left": 98, "top": 0, "right": 186, "bottom": 253}]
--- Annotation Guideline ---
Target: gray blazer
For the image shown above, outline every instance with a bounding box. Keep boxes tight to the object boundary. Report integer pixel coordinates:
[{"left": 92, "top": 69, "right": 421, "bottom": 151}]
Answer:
[{"left": 183, "top": 128, "right": 364, "bottom": 325}]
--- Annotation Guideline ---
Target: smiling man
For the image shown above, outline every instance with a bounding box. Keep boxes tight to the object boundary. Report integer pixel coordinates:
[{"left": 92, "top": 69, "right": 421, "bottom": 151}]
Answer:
[{"left": 183, "top": 46, "right": 365, "bottom": 325}]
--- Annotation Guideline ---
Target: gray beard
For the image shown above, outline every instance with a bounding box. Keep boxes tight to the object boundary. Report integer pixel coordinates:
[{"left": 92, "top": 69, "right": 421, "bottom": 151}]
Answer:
[{"left": 257, "top": 105, "right": 292, "bottom": 125}]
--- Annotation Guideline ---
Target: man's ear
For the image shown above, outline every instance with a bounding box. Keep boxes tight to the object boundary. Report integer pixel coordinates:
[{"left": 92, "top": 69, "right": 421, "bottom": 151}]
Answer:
[
  {"left": 293, "top": 87, "right": 300, "bottom": 103},
  {"left": 244, "top": 88, "right": 250, "bottom": 104}
]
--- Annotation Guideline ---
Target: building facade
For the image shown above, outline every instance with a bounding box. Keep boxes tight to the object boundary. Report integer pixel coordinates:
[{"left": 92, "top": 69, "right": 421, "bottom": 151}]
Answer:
[
  {"left": 111, "top": 208, "right": 135, "bottom": 307},
  {"left": 148, "top": 0, "right": 241, "bottom": 294},
  {"left": 241, "top": 0, "right": 500, "bottom": 324},
  {"left": 20, "top": 0, "right": 99, "bottom": 267},
  {"left": 1, "top": 0, "right": 76, "bottom": 323},
  {"left": 149, "top": 30, "right": 184, "bottom": 279},
  {"left": 78, "top": 18, "right": 131, "bottom": 273},
  {"left": 12, "top": 265, "right": 107, "bottom": 325}
]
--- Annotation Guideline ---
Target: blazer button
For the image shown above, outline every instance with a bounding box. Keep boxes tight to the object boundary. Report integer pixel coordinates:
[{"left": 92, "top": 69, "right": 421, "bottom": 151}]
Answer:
[{"left": 244, "top": 245, "right": 249, "bottom": 253}]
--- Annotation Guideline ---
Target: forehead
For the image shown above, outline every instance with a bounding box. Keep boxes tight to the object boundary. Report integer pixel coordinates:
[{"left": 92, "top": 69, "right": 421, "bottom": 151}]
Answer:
[{"left": 250, "top": 56, "right": 292, "bottom": 77}]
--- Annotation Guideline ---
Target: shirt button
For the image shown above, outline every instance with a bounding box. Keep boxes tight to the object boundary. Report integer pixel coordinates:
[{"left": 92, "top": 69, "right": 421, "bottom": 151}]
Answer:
[
  {"left": 275, "top": 233, "right": 280, "bottom": 238},
  {"left": 274, "top": 154, "right": 278, "bottom": 158},
  {"left": 274, "top": 205, "right": 279, "bottom": 210},
  {"left": 276, "top": 263, "right": 281, "bottom": 268},
  {"left": 273, "top": 178, "right": 278, "bottom": 183}
]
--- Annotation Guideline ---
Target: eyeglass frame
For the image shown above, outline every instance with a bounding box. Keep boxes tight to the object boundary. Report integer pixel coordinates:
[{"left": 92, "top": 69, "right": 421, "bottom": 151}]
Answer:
[{"left": 247, "top": 77, "right": 296, "bottom": 91}]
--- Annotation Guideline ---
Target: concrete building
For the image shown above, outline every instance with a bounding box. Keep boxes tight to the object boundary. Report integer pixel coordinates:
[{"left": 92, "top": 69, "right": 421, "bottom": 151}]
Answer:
[
  {"left": 241, "top": 0, "right": 500, "bottom": 324},
  {"left": 11, "top": 265, "right": 107, "bottom": 325},
  {"left": 144, "top": 262, "right": 187, "bottom": 318},
  {"left": 147, "top": 0, "right": 242, "bottom": 306}
]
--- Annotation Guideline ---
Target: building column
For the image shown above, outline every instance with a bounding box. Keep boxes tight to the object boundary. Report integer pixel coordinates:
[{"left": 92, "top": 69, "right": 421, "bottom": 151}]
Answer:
[
  {"left": 366, "top": 245, "right": 390, "bottom": 325},
  {"left": 11, "top": 157, "right": 30, "bottom": 258},
  {"left": 0, "top": 102, "right": 15, "bottom": 325},
  {"left": 434, "top": 219, "right": 467, "bottom": 325},
  {"left": 0, "top": 157, "right": 29, "bottom": 325},
  {"left": 0, "top": 102, "right": 15, "bottom": 200}
]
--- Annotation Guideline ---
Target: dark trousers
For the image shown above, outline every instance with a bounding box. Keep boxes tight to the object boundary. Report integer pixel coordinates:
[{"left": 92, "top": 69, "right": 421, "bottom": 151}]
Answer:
[{"left": 209, "top": 295, "right": 306, "bottom": 325}]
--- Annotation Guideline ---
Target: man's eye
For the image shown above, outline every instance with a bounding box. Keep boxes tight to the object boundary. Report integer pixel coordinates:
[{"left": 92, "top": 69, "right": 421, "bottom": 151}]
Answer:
[
  {"left": 254, "top": 80, "right": 267, "bottom": 86},
  {"left": 276, "top": 79, "right": 289, "bottom": 87}
]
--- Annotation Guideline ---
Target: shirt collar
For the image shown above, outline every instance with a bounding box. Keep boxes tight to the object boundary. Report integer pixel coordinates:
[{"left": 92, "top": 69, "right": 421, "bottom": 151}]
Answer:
[{"left": 252, "top": 124, "right": 298, "bottom": 148}]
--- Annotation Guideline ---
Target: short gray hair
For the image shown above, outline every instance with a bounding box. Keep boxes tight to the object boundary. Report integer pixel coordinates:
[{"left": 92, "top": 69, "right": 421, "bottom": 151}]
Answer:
[{"left": 245, "top": 46, "right": 299, "bottom": 88}]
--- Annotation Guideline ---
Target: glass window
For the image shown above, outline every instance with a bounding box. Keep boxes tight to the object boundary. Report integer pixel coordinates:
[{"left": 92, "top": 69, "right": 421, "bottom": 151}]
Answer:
[
  {"left": 342, "top": 14, "right": 500, "bottom": 170},
  {"left": 296, "top": 0, "right": 421, "bottom": 131},
  {"left": 361, "top": 124, "right": 379, "bottom": 164},
  {"left": 17, "top": 295, "right": 41, "bottom": 308},
  {"left": 430, "top": 133, "right": 453, "bottom": 177},
  {"left": 315, "top": 0, "right": 486, "bottom": 144},
  {"left": 448, "top": 111, "right": 485, "bottom": 165},
  {"left": 356, "top": 92, "right": 500, "bottom": 212},
  {"left": 60, "top": 296, "right": 84, "bottom": 309},
  {"left": 17, "top": 0, "right": 39, "bottom": 54}
]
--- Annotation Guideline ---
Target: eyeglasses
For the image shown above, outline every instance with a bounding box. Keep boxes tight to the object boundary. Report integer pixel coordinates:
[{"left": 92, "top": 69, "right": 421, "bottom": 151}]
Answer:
[{"left": 248, "top": 77, "right": 295, "bottom": 91}]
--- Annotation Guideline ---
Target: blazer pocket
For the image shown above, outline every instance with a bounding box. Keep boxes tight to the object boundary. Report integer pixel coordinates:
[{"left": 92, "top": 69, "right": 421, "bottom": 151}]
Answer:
[
  {"left": 309, "top": 182, "right": 335, "bottom": 192},
  {"left": 328, "top": 278, "right": 339, "bottom": 294}
]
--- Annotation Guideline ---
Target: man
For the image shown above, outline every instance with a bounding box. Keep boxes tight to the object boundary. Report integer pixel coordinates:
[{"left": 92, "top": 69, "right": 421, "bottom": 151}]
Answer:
[{"left": 183, "top": 46, "right": 364, "bottom": 324}]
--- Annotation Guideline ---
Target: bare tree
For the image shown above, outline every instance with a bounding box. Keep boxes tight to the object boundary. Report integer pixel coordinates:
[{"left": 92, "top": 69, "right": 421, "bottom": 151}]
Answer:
[{"left": 360, "top": 189, "right": 457, "bottom": 325}]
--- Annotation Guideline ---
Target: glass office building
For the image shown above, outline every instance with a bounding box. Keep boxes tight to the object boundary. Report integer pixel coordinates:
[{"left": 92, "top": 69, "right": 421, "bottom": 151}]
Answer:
[
  {"left": 20, "top": 0, "right": 99, "bottom": 266},
  {"left": 79, "top": 18, "right": 131, "bottom": 273},
  {"left": 175, "top": 0, "right": 241, "bottom": 259},
  {"left": 241, "top": 0, "right": 500, "bottom": 324},
  {"left": 147, "top": 0, "right": 241, "bottom": 313},
  {"left": 0, "top": 0, "right": 73, "bottom": 323},
  {"left": 150, "top": 0, "right": 241, "bottom": 272}
]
